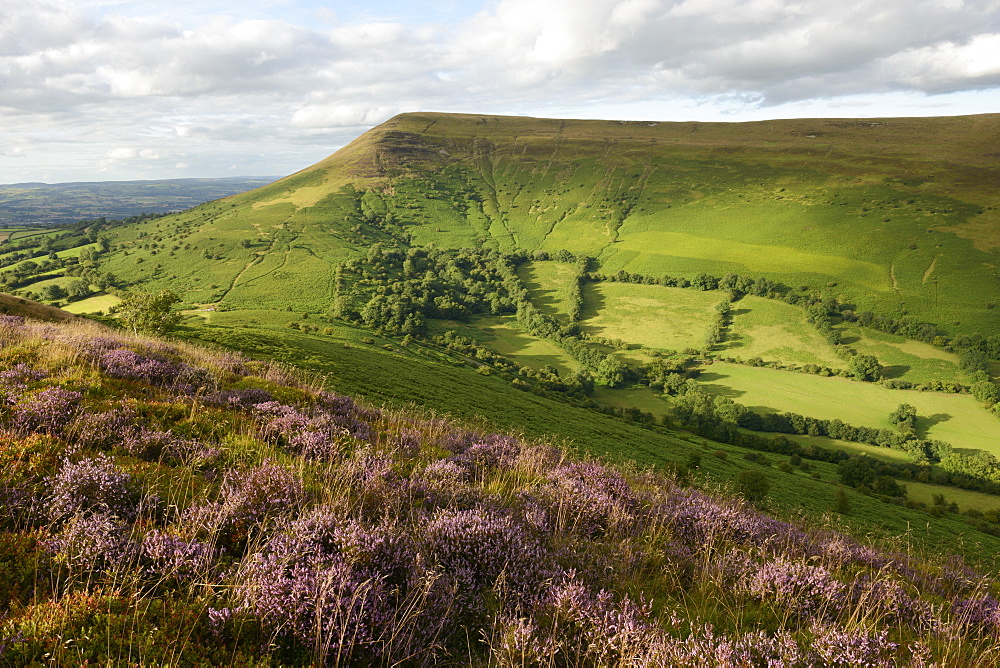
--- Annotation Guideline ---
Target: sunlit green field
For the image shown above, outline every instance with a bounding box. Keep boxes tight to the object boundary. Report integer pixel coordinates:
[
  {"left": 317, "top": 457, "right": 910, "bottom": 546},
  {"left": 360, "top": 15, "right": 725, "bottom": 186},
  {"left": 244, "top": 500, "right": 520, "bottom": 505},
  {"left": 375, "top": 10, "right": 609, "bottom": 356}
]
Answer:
[
  {"left": 781, "top": 433, "right": 915, "bottom": 463},
  {"left": 580, "top": 282, "right": 725, "bottom": 351},
  {"left": 516, "top": 261, "right": 578, "bottom": 321},
  {"left": 724, "top": 296, "right": 846, "bottom": 368},
  {"left": 699, "top": 361, "right": 1000, "bottom": 454},
  {"left": 838, "top": 324, "right": 964, "bottom": 384},
  {"left": 62, "top": 292, "right": 122, "bottom": 314},
  {"left": 904, "top": 480, "right": 1000, "bottom": 513}
]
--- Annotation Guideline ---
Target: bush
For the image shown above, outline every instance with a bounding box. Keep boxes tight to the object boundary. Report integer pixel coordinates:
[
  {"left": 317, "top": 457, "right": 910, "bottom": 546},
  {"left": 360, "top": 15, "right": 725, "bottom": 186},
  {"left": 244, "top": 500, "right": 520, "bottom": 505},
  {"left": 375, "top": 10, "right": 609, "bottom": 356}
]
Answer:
[{"left": 735, "top": 470, "right": 770, "bottom": 505}]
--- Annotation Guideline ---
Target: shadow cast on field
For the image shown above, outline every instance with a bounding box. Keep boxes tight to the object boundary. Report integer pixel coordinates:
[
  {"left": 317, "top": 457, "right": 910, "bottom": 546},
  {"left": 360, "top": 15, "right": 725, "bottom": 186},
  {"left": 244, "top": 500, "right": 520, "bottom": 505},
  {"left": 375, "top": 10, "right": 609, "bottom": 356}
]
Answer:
[
  {"left": 730, "top": 308, "right": 751, "bottom": 317},
  {"left": 520, "top": 273, "right": 563, "bottom": 318},
  {"left": 881, "top": 364, "right": 911, "bottom": 380},
  {"left": 579, "top": 283, "right": 608, "bottom": 322},
  {"left": 916, "top": 413, "right": 952, "bottom": 439},
  {"left": 697, "top": 382, "right": 747, "bottom": 399}
]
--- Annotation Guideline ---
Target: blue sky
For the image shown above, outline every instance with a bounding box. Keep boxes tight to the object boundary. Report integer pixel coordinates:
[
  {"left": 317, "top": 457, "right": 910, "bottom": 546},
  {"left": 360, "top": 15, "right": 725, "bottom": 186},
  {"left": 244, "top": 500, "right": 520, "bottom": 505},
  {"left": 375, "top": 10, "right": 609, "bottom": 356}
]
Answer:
[{"left": 2, "top": 0, "right": 998, "bottom": 183}]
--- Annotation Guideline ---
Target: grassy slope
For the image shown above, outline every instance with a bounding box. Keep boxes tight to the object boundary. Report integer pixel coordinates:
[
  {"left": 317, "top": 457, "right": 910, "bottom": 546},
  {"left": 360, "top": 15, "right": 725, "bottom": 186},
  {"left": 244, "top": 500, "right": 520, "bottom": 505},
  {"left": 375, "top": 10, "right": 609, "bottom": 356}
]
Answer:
[
  {"left": 96, "top": 111, "right": 999, "bottom": 337},
  {"left": 183, "top": 315, "right": 1000, "bottom": 567}
]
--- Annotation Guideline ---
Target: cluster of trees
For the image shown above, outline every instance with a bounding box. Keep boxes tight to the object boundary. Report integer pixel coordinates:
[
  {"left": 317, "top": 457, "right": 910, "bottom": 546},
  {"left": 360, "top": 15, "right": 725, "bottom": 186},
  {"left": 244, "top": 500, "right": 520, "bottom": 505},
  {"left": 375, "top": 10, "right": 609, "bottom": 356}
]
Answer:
[
  {"left": 332, "top": 245, "right": 524, "bottom": 336},
  {"left": 588, "top": 268, "right": 783, "bottom": 300},
  {"left": 706, "top": 298, "right": 731, "bottom": 349}
]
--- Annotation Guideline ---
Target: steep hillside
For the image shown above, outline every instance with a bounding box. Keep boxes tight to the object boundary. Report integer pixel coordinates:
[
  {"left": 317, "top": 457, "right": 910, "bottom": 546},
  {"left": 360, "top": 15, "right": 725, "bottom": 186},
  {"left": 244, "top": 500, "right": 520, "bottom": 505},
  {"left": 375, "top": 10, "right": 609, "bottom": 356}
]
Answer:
[
  {"left": 1, "top": 315, "right": 999, "bottom": 665},
  {"left": 96, "top": 112, "right": 1000, "bottom": 335}
]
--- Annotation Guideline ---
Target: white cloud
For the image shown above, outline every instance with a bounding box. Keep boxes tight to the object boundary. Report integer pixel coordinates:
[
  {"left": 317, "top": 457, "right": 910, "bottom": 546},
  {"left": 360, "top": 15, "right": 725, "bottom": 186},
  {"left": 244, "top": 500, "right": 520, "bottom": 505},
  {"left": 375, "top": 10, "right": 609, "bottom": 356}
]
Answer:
[{"left": 1, "top": 0, "right": 998, "bottom": 183}]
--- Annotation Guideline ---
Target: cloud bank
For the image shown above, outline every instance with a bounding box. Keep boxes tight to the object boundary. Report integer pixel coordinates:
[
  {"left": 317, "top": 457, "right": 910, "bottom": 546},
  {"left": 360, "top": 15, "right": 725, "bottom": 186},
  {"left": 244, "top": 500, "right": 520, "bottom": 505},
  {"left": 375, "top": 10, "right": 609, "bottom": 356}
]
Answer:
[{"left": 1, "top": 0, "right": 997, "bottom": 182}]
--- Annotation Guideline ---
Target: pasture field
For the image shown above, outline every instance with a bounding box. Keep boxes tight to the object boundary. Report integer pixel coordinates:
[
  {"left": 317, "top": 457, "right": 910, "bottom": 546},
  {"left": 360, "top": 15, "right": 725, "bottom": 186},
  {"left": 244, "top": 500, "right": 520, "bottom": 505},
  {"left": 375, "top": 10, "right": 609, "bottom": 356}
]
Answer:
[
  {"left": 61, "top": 292, "right": 121, "bottom": 314},
  {"left": 838, "top": 324, "right": 964, "bottom": 384},
  {"left": 517, "top": 261, "right": 578, "bottom": 321},
  {"left": 579, "top": 282, "right": 725, "bottom": 351},
  {"left": 904, "top": 481, "right": 1000, "bottom": 513},
  {"left": 723, "top": 296, "right": 845, "bottom": 368},
  {"left": 1, "top": 243, "right": 98, "bottom": 274},
  {"left": 698, "top": 361, "right": 1000, "bottom": 454},
  {"left": 592, "top": 385, "right": 670, "bottom": 418}
]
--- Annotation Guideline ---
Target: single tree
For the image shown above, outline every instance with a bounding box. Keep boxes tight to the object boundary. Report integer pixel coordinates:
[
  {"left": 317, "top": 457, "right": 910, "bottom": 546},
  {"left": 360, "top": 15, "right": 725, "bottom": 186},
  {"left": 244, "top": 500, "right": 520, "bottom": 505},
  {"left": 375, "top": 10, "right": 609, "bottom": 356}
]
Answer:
[
  {"left": 116, "top": 290, "right": 182, "bottom": 335},
  {"left": 848, "top": 354, "right": 882, "bottom": 381}
]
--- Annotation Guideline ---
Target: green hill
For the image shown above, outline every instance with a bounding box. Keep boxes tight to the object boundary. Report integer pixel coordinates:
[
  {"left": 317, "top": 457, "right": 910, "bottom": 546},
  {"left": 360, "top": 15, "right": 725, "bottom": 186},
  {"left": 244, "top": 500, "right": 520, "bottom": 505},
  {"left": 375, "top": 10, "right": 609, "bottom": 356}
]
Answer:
[{"left": 95, "top": 112, "right": 1000, "bottom": 336}]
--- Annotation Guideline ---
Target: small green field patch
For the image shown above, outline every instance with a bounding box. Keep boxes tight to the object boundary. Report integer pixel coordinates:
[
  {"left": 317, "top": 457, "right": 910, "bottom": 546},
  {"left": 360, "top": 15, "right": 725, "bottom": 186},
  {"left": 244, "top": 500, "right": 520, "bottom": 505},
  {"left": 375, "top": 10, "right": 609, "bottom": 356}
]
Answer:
[
  {"left": 904, "top": 481, "right": 1000, "bottom": 513},
  {"left": 517, "top": 261, "right": 577, "bottom": 321},
  {"left": 62, "top": 293, "right": 121, "bottom": 314},
  {"left": 580, "top": 282, "right": 725, "bottom": 352},
  {"left": 724, "top": 296, "right": 845, "bottom": 368},
  {"left": 839, "top": 324, "right": 963, "bottom": 384},
  {"left": 781, "top": 433, "right": 914, "bottom": 463}
]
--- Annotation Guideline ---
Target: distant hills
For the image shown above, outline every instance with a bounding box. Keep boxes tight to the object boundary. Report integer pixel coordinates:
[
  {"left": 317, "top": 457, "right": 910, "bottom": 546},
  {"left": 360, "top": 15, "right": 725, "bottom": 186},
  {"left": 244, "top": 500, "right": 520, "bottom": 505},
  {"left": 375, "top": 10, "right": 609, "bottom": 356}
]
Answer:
[{"left": 0, "top": 177, "right": 279, "bottom": 225}]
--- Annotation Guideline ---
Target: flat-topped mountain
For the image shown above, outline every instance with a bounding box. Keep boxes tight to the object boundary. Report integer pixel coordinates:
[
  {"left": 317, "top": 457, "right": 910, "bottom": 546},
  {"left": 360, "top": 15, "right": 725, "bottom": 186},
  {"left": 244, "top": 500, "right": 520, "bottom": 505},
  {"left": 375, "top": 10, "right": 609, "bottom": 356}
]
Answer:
[{"left": 96, "top": 112, "right": 998, "bottom": 336}]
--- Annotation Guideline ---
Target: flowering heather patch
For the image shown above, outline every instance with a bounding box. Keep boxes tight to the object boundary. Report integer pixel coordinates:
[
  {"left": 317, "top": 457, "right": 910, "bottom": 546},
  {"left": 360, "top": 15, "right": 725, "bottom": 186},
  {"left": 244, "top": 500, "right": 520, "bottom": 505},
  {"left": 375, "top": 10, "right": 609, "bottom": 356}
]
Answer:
[
  {"left": 11, "top": 387, "right": 82, "bottom": 435},
  {"left": 745, "top": 558, "right": 846, "bottom": 618},
  {"left": 95, "top": 347, "right": 211, "bottom": 391},
  {"left": 47, "top": 511, "right": 136, "bottom": 572},
  {"left": 182, "top": 459, "right": 306, "bottom": 553},
  {"left": 141, "top": 530, "right": 218, "bottom": 582},
  {"left": 809, "top": 622, "right": 901, "bottom": 667},
  {"left": 4, "top": 318, "right": 1000, "bottom": 665},
  {"left": 201, "top": 387, "right": 273, "bottom": 409},
  {"left": 67, "top": 408, "right": 139, "bottom": 451},
  {"left": 232, "top": 507, "right": 414, "bottom": 661},
  {"left": 424, "top": 506, "right": 554, "bottom": 605},
  {"left": 539, "top": 461, "right": 639, "bottom": 537},
  {"left": 253, "top": 400, "right": 377, "bottom": 460},
  {"left": 0, "top": 363, "right": 46, "bottom": 401},
  {"left": 47, "top": 455, "right": 139, "bottom": 522}
]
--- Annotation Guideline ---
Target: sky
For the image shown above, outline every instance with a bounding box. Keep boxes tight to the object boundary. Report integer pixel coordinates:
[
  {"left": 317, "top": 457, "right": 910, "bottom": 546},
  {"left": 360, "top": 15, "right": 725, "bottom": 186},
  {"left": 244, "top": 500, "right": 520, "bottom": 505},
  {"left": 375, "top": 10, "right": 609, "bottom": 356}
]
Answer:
[{"left": 1, "top": 0, "right": 998, "bottom": 184}]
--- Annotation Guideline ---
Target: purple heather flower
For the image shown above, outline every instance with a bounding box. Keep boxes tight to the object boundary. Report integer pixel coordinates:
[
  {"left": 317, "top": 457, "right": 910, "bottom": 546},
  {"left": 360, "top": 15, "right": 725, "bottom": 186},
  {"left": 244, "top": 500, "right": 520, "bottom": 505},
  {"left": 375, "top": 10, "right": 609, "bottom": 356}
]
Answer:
[
  {"left": 11, "top": 387, "right": 82, "bottom": 435},
  {"left": 47, "top": 454, "right": 139, "bottom": 522}
]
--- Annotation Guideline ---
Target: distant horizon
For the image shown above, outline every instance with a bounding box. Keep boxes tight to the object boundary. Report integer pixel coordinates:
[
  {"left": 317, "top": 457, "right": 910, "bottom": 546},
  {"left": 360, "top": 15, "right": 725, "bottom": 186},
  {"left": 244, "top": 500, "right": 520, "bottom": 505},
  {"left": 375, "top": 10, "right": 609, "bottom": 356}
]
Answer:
[{"left": 0, "top": 175, "right": 283, "bottom": 187}]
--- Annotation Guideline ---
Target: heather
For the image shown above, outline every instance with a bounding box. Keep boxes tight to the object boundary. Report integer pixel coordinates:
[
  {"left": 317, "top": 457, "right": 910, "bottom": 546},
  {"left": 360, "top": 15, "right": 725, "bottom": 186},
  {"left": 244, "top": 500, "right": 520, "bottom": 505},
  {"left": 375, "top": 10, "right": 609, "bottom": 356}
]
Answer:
[{"left": 0, "top": 318, "right": 999, "bottom": 665}]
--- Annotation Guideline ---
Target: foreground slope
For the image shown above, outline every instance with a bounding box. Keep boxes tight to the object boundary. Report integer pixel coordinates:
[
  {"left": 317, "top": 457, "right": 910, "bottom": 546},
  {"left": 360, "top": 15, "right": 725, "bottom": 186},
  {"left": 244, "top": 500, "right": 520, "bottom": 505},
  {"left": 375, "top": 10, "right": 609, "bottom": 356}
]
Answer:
[
  {"left": 98, "top": 112, "right": 1000, "bottom": 335},
  {"left": 1, "top": 315, "right": 1000, "bottom": 665}
]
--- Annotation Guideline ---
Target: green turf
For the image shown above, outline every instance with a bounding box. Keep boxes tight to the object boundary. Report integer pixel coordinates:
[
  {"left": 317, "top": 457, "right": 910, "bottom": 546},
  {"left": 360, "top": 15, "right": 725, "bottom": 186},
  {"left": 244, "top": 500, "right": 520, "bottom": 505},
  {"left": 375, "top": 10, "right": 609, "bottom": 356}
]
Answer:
[
  {"left": 61, "top": 293, "right": 122, "bottom": 314},
  {"left": 580, "top": 282, "right": 726, "bottom": 352},
  {"left": 838, "top": 324, "right": 964, "bottom": 384},
  {"left": 904, "top": 480, "right": 1000, "bottom": 513},
  {"left": 699, "top": 361, "right": 1000, "bottom": 454},
  {"left": 517, "top": 261, "right": 578, "bottom": 322},
  {"left": 723, "top": 296, "right": 845, "bottom": 368},
  {"left": 781, "top": 433, "right": 914, "bottom": 463}
]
